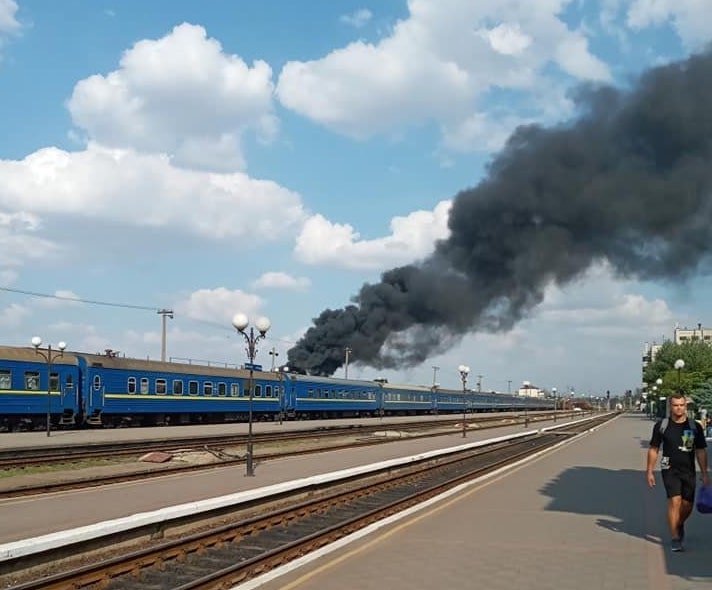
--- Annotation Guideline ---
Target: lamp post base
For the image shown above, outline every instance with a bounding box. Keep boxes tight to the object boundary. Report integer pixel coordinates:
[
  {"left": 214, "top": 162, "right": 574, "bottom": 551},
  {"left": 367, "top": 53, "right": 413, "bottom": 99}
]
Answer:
[{"left": 245, "top": 443, "right": 255, "bottom": 477}]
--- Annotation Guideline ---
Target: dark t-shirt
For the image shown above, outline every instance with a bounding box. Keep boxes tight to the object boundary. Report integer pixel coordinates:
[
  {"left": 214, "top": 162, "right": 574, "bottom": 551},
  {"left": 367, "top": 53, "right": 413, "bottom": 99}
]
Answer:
[{"left": 649, "top": 419, "right": 707, "bottom": 473}]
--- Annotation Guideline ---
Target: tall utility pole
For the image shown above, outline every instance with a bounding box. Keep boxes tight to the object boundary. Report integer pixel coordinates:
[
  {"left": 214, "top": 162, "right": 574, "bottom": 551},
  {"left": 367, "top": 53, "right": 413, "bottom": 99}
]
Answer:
[
  {"left": 477, "top": 375, "right": 483, "bottom": 393},
  {"left": 507, "top": 380, "right": 512, "bottom": 395},
  {"left": 432, "top": 366, "right": 440, "bottom": 387},
  {"left": 157, "top": 309, "right": 173, "bottom": 362},
  {"left": 268, "top": 347, "right": 279, "bottom": 370},
  {"left": 344, "top": 347, "right": 352, "bottom": 379}
]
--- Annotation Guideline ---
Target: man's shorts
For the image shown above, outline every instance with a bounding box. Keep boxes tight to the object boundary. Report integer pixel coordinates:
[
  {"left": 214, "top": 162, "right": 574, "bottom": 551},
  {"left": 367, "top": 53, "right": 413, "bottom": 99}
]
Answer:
[{"left": 661, "top": 468, "right": 697, "bottom": 501}]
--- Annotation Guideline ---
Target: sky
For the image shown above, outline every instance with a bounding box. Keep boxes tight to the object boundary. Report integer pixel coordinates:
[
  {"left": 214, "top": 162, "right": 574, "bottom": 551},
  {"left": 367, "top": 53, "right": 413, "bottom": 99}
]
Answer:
[{"left": 1, "top": 0, "right": 711, "bottom": 396}]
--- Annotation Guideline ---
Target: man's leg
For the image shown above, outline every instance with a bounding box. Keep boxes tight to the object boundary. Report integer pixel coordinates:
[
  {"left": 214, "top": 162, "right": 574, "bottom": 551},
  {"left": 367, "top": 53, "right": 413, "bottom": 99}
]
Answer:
[
  {"left": 667, "top": 495, "right": 683, "bottom": 539},
  {"left": 679, "top": 498, "right": 693, "bottom": 525}
]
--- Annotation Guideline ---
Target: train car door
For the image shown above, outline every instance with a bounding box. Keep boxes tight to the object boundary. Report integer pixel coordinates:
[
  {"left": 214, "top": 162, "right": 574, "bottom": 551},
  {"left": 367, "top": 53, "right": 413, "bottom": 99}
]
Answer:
[
  {"left": 77, "top": 356, "right": 106, "bottom": 424},
  {"left": 61, "top": 371, "right": 77, "bottom": 411},
  {"left": 282, "top": 376, "right": 296, "bottom": 418}
]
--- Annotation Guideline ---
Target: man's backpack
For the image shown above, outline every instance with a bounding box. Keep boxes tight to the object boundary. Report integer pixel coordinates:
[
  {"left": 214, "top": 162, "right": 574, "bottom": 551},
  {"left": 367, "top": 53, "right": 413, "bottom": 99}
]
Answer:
[{"left": 659, "top": 416, "right": 698, "bottom": 447}]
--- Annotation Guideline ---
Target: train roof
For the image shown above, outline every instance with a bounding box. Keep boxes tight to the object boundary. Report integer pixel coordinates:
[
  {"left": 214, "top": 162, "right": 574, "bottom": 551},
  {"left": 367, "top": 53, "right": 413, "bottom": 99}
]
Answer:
[
  {"left": 380, "top": 382, "right": 434, "bottom": 392},
  {"left": 77, "top": 352, "right": 285, "bottom": 380},
  {"left": 289, "top": 373, "right": 379, "bottom": 387},
  {"left": 0, "top": 345, "right": 79, "bottom": 366}
]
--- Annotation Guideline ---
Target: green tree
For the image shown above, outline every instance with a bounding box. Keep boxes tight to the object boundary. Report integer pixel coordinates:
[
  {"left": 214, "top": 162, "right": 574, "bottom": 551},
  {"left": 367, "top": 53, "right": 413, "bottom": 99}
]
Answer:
[
  {"left": 643, "top": 340, "right": 712, "bottom": 390},
  {"left": 692, "top": 379, "right": 712, "bottom": 412}
]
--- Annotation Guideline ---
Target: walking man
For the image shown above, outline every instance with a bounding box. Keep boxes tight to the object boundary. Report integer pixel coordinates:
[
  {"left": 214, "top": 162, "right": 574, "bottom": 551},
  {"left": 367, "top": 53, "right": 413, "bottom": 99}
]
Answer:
[{"left": 647, "top": 392, "right": 709, "bottom": 552}]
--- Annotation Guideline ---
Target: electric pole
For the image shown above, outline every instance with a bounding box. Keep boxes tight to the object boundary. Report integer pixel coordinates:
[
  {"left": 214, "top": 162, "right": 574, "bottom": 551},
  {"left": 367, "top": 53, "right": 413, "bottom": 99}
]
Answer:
[
  {"left": 344, "top": 347, "right": 352, "bottom": 379},
  {"left": 157, "top": 309, "right": 173, "bottom": 362},
  {"left": 269, "top": 347, "right": 279, "bottom": 371}
]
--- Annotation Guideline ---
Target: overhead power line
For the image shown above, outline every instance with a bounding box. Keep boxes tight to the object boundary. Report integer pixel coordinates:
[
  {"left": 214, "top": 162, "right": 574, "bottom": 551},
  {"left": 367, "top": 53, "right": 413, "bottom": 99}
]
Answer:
[{"left": 0, "top": 286, "right": 158, "bottom": 311}]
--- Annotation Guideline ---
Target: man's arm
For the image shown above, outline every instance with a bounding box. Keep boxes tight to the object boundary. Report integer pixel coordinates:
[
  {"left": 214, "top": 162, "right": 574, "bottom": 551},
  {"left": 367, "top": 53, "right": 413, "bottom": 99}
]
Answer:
[
  {"left": 646, "top": 446, "right": 659, "bottom": 488},
  {"left": 696, "top": 447, "right": 710, "bottom": 487}
]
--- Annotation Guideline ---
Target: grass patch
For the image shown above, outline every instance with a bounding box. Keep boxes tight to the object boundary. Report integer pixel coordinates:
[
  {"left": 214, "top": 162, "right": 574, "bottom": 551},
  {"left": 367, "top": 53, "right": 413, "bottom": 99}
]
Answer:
[{"left": 0, "top": 457, "right": 138, "bottom": 479}]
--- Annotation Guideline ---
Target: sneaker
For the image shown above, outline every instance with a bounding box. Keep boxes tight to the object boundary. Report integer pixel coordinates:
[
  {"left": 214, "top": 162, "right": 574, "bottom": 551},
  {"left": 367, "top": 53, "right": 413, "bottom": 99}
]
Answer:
[
  {"left": 671, "top": 539, "right": 684, "bottom": 552},
  {"left": 678, "top": 524, "right": 685, "bottom": 543}
]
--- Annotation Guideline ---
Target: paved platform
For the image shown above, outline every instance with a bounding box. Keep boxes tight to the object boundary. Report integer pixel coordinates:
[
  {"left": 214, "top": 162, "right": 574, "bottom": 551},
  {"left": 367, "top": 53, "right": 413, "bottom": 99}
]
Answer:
[
  {"left": 243, "top": 414, "right": 712, "bottom": 590},
  {"left": 0, "top": 416, "right": 568, "bottom": 544}
]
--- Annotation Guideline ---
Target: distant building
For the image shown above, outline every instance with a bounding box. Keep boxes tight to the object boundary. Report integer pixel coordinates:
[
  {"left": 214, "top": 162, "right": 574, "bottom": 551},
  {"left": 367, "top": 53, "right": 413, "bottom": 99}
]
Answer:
[
  {"left": 642, "top": 323, "right": 709, "bottom": 385},
  {"left": 517, "top": 381, "right": 543, "bottom": 398},
  {"left": 673, "top": 324, "right": 712, "bottom": 345}
]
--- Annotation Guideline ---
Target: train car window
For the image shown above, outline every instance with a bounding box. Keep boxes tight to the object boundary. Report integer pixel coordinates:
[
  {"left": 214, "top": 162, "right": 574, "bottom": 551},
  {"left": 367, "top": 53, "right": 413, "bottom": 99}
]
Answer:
[
  {"left": 65, "top": 375, "right": 74, "bottom": 389},
  {"left": 254, "top": 384, "right": 262, "bottom": 397},
  {"left": 128, "top": 377, "right": 136, "bottom": 394},
  {"left": 173, "top": 380, "right": 183, "bottom": 395},
  {"left": 140, "top": 378, "right": 149, "bottom": 394},
  {"left": 265, "top": 385, "right": 272, "bottom": 398},
  {"left": 217, "top": 382, "right": 227, "bottom": 396},
  {"left": 25, "top": 372, "right": 40, "bottom": 390},
  {"left": 204, "top": 382, "right": 213, "bottom": 396},
  {"left": 231, "top": 383, "right": 240, "bottom": 397},
  {"left": 307, "top": 388, "right": 314, "bottom": 398},
  {"left": 156, "top": 379, "right": 167, "bottom": 395},
  {"left": 93, "top": 375, "right": 102, "bottom": 391},
  {"left": 0, "top": 370, "right": 11, "bottom": 389},
  {"left": 50, "top": 372, "right": 59, "bottom": 392},
  {"left": 189, "top": 380, "right": 198, "bottom": 396}
]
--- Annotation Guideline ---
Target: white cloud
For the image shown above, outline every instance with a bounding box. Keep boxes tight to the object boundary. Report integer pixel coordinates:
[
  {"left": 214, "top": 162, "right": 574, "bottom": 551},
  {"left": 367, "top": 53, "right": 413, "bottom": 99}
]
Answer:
[
  {"left": 0, "top": 302, "right": 29, "bottom": 327},
  {"left": 0, "top": 0, "right": 18, "bottom": 32},
  {"left": 295, "top": 200, "right": 451, "bottom": 270},
  {"left": 174, "top": 287, "right": 263, "bottom": 325},
  {"left": 0, "top": 144, "right": 306, "bottom": 241},
  {"left": 277, "top": 0, "right": 610, "bottom": 147},
  {"left": 0, "top": 211, "right": 63, "bottom": 266},
  {"left": 478, "top": 23, "right": 532, "bottom": 56},
  {"left": 340, "top": 9, "right": 373, "bottom": 28},
  {"left": 0, "top": 0, "right": 19, "bottom": 60},
  {"left": 67, "top": 23, "right": 277, "bottom": 172},
  {"left": 251, "top": 272, "right": 311, "bottom": 291},
  {"left": 34, "top": 290, "right": 82, "bottom": 309},
  {"left": 627, "top": 0, "right": 712, "bottom": 49},
  {"left": 0, "top": 268, "right": 17, "bottom": 286},
  {"left": 555, "top": 32, "right": 612, "bottom": 81}
]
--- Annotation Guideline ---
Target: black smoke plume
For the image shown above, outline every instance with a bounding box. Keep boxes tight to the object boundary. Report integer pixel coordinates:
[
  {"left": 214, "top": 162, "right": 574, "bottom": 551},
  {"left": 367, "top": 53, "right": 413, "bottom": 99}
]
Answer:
[{"left": 288, "top": 49, "right": 712, "bottom": 376}]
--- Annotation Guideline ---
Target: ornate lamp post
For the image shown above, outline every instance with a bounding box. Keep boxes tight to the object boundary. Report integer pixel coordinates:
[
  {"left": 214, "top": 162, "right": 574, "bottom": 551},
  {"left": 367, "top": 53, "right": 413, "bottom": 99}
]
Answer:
[
  {"left": 232, "top": 313, "right": 271, "bottom": 477},
  {"left": 31, "top": 336, "right": 66, "bottom": 437},
  {"left": 654, "top": 378, "right": 662, "bottom": 418},
  {"left": 674, "top": 359, "right": 685, "bottom": 390},
  {"left": 458, "top": 365, "right": 470, "bottom": 438},
  {"left": 522, "top": 380, "right": 531, "bottom": 427},
  {"left": 552, "top": 387, "right": 557, "bottom": 422}
]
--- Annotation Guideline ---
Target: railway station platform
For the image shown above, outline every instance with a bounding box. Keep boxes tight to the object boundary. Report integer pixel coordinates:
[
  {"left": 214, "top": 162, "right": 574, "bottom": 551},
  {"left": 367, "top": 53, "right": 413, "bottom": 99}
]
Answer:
[
  {"left": 1, "top": 414, "right": 710, "bottom": 590},
  {"left": 242, "top": 414, "right": 712, "bottom": 590}
]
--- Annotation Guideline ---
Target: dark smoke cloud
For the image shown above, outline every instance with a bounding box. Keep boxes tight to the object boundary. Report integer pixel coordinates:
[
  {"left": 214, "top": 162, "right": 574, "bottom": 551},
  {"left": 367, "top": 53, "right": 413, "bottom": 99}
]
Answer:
[{"left": 288, "top": 49, "right": 712, "bottom": 376}]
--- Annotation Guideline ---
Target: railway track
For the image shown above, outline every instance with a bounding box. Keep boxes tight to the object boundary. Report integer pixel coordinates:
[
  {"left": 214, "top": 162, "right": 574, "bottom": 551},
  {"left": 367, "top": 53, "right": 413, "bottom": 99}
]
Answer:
[
  {"left": 2, "top": 415, "right": 609, "bottom": 590},
  {"left": 0, "top": 413, "right": 570, "bottom": 469},
  {"left": 0, "top": 413, "right": 586, "bottom": 499}
]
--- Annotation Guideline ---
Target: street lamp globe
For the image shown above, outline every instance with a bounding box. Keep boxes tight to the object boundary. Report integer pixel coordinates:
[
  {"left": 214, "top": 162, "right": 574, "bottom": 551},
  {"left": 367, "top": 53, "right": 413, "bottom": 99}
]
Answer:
[
  {"left": 232, "top": 313, "right": 249, "bottom": 332},
  {"left": 57, "top": 341, "right": 67, "bottom": 352},
  {"left": 31, "top": 336, "right": 42, "bottom": 348},
  {"left": 674, "top": 359, "right": 685, "bottom": 371},
  {"left": 255, "top": 316, "right": 271, "bottom": 334}
]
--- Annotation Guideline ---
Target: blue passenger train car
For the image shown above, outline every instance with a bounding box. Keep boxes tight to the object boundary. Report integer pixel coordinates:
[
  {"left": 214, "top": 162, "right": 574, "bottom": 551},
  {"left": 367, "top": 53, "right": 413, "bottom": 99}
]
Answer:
[
  {"left": 289, "top": 374, "right": 381, "bottom": 419},
  {"left": 78, "top": 352, "right": 283, "bottom": 427},
  {"left": 0, "top": 344, "right": 554, "bottom": 430},
  {"left": 0, "top": 346, "right": 81, "bottom": 430}
]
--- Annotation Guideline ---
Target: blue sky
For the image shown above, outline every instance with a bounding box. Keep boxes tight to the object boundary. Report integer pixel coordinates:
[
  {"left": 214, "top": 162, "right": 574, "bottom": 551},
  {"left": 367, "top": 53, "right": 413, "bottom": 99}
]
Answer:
[{"left": 0, "top": 0, "right": 710, "bottom": 395}]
